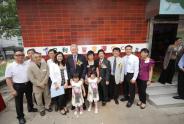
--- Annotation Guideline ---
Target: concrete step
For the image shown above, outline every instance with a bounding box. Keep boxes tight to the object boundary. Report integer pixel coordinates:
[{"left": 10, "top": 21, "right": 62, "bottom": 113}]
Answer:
[
  {"left": 148, "top": 95, "right": 184, "bottom": 108},
  {"left": 0, "top": 85, "right": 13, "bottom": 103},
  {"left": 146, "top": 82, "right": 184, "bottom": 108},
  {"left": 146, "top": 85, "right": 177, "bottom": 97},
  {"left": 147, "top": 82, "right": 177, "bottom": 89}
]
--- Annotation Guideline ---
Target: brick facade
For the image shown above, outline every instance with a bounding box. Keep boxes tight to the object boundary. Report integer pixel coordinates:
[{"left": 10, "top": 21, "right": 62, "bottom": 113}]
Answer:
[{"left": 16, "top": 0, "right": 148, "bottom": 47}]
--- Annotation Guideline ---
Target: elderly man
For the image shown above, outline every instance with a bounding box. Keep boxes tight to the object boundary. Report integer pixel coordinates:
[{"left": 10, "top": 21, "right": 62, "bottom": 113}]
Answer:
[
  {"left": 66, "top": 44, "right": 87, "bottom": 80},
  {"left": 27, "top": 52, "right": 52, "bottom": 116},
  {"left": 5, "top": 50, "right": 37, "bottom": 124},
  {"left": 66, "top": 44, "right": 87, "bottom": 110}
]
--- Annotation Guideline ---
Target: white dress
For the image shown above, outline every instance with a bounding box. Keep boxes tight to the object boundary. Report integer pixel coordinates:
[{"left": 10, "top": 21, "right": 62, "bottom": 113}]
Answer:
[
  {"left": 87, "top": 78, "right": 99, "bottom": 102},
  {"left": 71, "top": 80, "right": 84, "bottom": 107}
]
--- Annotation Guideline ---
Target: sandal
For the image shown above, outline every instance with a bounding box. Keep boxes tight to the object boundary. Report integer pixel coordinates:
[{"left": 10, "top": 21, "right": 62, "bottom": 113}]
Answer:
[
  {"left": 64, "top": 108, "right": 69, "bottom": 113},
  {"left": 140, "top": 104, "right": 146, "bottom": 109},
  {"left": 60, "top": 110, "right": 66, "bottom": 115},
  {"left": 137, "top": 101, "right": 142, "bottom": 106}
]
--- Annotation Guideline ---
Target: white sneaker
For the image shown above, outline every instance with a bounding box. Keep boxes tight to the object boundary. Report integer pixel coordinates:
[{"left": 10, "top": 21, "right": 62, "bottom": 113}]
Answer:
[
  {"left": 94, "top": 109, "right": 98, "bottom": 114},
  {"left": 74, "top": 111, "right": 77, "bottom": 115},
  {"left": 79, "top": 110, "right": 83, "bottom": 115},
  {"left": 88, "top": 107, "right": 91, "bottom": 112}
]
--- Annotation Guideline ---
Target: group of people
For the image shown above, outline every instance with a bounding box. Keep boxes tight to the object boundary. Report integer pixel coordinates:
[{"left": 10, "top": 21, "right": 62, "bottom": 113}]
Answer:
[
  {"left": 158, "top": 37, "right": 184, "bottom": 100},
  {"left": 4, "top": 42, "right": 183, "bottom": 124}
]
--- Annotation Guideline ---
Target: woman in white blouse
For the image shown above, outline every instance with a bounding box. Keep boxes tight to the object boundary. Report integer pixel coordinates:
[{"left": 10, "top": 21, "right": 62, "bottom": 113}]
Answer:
[{"left": 49, "top": 52, "right": 69, "bottom": 115}]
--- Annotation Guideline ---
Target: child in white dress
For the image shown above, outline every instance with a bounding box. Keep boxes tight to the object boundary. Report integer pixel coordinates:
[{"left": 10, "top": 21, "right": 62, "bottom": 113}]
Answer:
[
  {"left": 87, "top": 71, "right": 99, "bottom": 114},
  {"left": 68, "top": 74, "right": 86, "bottom": 115}
]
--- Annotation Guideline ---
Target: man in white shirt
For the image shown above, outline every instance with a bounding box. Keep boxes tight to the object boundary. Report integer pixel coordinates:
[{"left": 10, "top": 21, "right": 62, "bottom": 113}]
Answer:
[
  {"left": 47, "top": 49, "right": 57, "bottom": 67},
  {"left": 5, "top": 50, "right": 37, "bottom": 124},
  {"left": 108, "top": 47, "right": 124, "bottom": 104},
  {"left": 46, "top": 49, "right": 58, "bottom": 110},
  {"left": 120, "top": 45, "right": 139, "bottom": 108}
]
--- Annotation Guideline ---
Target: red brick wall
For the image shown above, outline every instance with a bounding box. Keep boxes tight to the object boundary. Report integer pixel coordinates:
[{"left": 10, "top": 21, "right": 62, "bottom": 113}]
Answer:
[{"left": 16, "top": 0, "right": 148, "bottom": 47}]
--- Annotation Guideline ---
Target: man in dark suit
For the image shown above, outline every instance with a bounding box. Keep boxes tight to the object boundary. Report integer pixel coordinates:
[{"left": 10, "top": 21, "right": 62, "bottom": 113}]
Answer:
[
  {"left": 66, "top": 44, "right": 87, "bottom": 109},
  {"left": 96, "top": 49, "right": 111, "bottom": 106}
]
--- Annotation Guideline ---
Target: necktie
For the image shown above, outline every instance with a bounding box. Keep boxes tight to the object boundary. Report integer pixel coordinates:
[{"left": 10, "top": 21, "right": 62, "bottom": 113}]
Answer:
[
  {"left": 73, "top": 55, "right": 77, "bottom": 68},
  {"left": 99, "top": 59, "right": 103, "bottom": 69},
  {"left": 112, "top": 57, "right": 116, "bottom": 75}
]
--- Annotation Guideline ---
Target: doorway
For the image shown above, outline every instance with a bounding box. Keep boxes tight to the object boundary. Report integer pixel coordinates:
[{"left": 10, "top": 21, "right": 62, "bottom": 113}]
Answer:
[{"left": 151, "top": 23, "right": 178, "bottom": 62}]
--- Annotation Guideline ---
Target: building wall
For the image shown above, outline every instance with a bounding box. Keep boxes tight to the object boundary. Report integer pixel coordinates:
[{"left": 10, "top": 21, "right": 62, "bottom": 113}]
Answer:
[{"left": 16, "top": 0, "right": 148, "bottom": 50}]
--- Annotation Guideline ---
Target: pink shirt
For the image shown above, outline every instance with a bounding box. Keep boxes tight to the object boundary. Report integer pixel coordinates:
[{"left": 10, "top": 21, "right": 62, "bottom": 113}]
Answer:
[{"left": 138, "top": 58, "right": 155, "bottom": 81}]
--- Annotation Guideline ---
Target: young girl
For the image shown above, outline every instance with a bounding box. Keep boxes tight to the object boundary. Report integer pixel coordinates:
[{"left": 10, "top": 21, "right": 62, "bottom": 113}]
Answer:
[
  {"left": 87, "top": 71, "right": 99, "bottom": 114},
  {"left": 69, "top": 73, "right": 86, "bottom": 115}
]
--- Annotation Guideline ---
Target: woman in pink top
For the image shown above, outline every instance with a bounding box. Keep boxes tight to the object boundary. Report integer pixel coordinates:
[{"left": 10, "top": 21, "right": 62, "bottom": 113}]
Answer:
[{"left": 137, "top": 48, "right": 155, "bottom": 109}]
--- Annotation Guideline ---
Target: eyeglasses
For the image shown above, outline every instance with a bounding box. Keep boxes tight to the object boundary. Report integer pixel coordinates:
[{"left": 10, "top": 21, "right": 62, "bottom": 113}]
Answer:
[{"left": 15, "top": 54, "right": 25, "bottom": 57}]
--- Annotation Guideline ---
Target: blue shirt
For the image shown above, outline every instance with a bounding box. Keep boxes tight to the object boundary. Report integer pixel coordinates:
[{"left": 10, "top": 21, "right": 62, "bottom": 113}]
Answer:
[{"left": 178, "top": 54, "right": 184, "bottom": 69}]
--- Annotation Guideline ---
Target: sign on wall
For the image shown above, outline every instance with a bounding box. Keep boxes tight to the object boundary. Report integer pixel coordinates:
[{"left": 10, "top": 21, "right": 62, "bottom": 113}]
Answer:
[
  {"left": 160, "top": 0, "right": 184, "bottom": 15},
  {"left": 24, "top": 43, "right": 148, "bottom": 55}
]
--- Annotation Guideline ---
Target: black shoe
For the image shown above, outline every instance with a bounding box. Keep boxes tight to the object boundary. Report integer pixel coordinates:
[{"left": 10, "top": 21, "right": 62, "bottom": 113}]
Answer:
[
  {"left": 173, "top": 96, "right": 182, "bottom": 99},
  {"left": 71, "top": 106, "right": 75, "bottom": 110},
  {"left": 115, "top": 99, "right": 119, "bottom": 104},
  {"left": 102, "top": 102, "right": 106, "bottom": 106},
  {"left": 46, "top": 108, "right": 53, "bottom": 112},
  {"left": 28, "top": 108, "right": 38, "bottom": 112},
  {"left": 120, "top": 97, "right": 128, "bottom": 102},
  {"left": 166, "top": 82, "right": 172, "bottom": 84},
  {"left": 22, "top": 118, "right": 26, "bottom": 123},
  {"left": 19, "top": 118, "right": 26, "bottom": 124},
  {"left": 126, "top": 102, "right": 133, "bottom": 108},
  {"left": 40, "top": 111, "right": 46, "bottom": 116},
  {"left": 107, "top": 98, "right": 111, "bottom": 102}
]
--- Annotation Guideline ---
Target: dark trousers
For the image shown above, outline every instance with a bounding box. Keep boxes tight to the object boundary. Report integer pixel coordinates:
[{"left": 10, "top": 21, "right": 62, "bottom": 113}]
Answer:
[
  {"left": 48, "top": 77, "right": 55, "bottom": 105},
  {"left": 137, "top": 79, "right": 147, "bottom": 104},
  {"left": 98, "top": 79, "right": 108, "bottom": 102},
  {"left": 159, "top": 59, "right": 176, "bottom": 84},
  {"left": 109, "top": 75, "right": 120, "bottom": 100},
  {"left": 13, "top": 82, "right": 34, "bottom": 119},
  {"left": 53, "top": 94, "right": 66, "bottom": 110},
  {"left": 123, "top": 73, "right": 135, "bottom": 103},
  {"left": 178, "top": 70, "right": 184, "bottom": 98}
]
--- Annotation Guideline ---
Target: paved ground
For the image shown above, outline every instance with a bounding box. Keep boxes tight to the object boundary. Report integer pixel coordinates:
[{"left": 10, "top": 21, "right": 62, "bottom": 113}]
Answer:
[{"left": 0, "top": 96, "right": 184, "bottom": 124}]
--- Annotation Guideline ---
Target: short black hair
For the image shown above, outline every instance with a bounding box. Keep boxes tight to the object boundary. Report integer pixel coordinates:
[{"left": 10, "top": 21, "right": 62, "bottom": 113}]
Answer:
[
  {"left": 88, "top": 69, "right": 97, "bottom": 77},
  {"left": 48, "top": 49, "right": 57, "bottom": 54},
  {"left": 141, "top": 48, "right": 149, "bottom": 55},
  {"left": 175, "top": 37, "right": 182, "bottom": 42},
  {"left": 125, "top": 45, "right": 133, "bottom": 49},
  {"left": 97, "top": 49, "right": 105, "bottom": 55},
  {"left": 34, "top": 52, "right": 41, "bottom": 55},
  {"left": 73, "top": 73, "right": 79, "bottom": 79},
  {"left": 27, "top": 48, "right": 36, "bottom": 54},
  {"left": 87, "top": 50, "right": 95, "bottom": 57},
  {"left": 113, "top": 47, "right": 121, "bottom": 52},
  {"left": 14, "top": 49, "right": 24, "bottom": 54}
]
